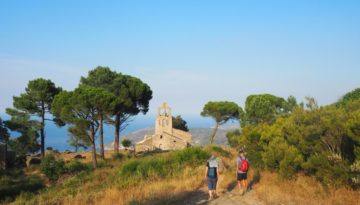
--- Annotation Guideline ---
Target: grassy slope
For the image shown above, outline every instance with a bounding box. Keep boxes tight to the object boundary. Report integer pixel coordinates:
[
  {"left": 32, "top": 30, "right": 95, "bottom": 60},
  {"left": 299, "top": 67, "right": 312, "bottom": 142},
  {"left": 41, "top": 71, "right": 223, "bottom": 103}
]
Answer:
[
  {"left": 7, "top": 146, "right": 360, "bottom": 205},
  {"left": 10, "top": 147, "right": 217, "bottom": 205}
]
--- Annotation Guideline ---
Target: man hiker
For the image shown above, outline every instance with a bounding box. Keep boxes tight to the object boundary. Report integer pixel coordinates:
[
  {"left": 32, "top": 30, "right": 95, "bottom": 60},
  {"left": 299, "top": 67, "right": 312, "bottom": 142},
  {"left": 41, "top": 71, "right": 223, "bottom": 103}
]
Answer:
[
  {"left": 237, "top": 150, "right": 249, "bottom": 195},
  {"left": 205, "top": 154, "right": 220, "bottom": 200}
]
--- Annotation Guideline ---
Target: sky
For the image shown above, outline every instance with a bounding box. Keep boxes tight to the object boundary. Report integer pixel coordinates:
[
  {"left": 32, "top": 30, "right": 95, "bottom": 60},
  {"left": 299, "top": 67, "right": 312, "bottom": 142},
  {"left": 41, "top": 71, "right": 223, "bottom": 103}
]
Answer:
[{"left": 1, "top": 0, "right": 360, "bottom": 116}]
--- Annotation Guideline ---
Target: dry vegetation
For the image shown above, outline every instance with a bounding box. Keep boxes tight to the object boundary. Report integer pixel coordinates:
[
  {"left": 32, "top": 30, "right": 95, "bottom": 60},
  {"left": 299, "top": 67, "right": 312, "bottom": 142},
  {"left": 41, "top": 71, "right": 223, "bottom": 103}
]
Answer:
[
  {"left": 254, "top": 171, "right": 360, "bottom": 205},
  {"left": 6, "top": 147, "right": 360, "bottom": 205}
]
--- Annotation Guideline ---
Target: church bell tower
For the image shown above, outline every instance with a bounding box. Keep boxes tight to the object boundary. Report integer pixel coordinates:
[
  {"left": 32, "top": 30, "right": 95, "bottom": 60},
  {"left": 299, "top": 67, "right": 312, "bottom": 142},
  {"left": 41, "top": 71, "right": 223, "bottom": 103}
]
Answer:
[{"left": 155, "top": 102, "right": 173, "bottom": 135}]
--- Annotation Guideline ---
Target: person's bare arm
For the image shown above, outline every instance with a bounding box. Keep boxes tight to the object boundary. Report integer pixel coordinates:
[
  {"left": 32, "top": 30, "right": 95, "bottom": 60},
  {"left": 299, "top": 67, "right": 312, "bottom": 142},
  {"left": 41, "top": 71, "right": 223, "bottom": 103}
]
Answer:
[
  {"left": 205, "top": 166, "right": 208, "bottom": 179},
  {"left": 236, "top": 161, "right": 238, "bottom": 177}
]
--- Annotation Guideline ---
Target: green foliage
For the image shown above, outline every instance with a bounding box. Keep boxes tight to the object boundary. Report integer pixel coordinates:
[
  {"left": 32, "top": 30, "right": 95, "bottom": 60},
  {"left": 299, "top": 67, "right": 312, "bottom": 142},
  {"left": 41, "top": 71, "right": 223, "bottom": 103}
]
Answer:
[
  {"left": 0, "top": 169, "right": 43, "bottom": 202},
  {"left": 172, "top": 115, "right": 189, "bottom": 132},
  {"left": 226, "top": 129, "right": 241, "bottom": 148},
  {"left": 112, "top": 153, "right": 125, "bottom": 160},
  {"left": 337, "top": 88, "right": 360, "bottom": 106},
  {"left": 205, "top": 144, "right": 231, "bottom": 158},
  {"left": 52, "top": 85, "right": 116, "bottom": 168},
  {"left": 228, "top": 93, "right": 360, "bottom": 186},
  {"left": 5, "top": 109, "right": 40, "bottom": 156},
  {"left": 241, "top": 94, "right": 292, "bottom": 126},
  {"left": 40, "top": 154, "right": 66, "bottom": 181},
  {"left": 121, "top": 139, "right": 132, "bottom": 148},
  {"left": 201, "top": 101, "right": 239, "bottom": 144},
  {"left": 80, "top": 66, "right": 153, "bottom": 153},
  {"left": 118, "top": 147, "right": 209, "bottom": 186},
  {"left": 67, "top": 125, "right": 90, "bottom": 152},
  {"left": 0, "top": 117, "right": 9, "bottom": 144},
  {"left": 201, "top": 101, "right": 239, "bottom": 124},
  {"left": 8, "top": 78, "right": 62, "bottom": 156},
  {"left": 12, "top": 78, "right": 62, "bottom": 114},
  {"left": 262, "top": 137, "right": 303, "bottom": 178},
  {"left": 65, "top": 160, "right": 92, "bottom": 174}
]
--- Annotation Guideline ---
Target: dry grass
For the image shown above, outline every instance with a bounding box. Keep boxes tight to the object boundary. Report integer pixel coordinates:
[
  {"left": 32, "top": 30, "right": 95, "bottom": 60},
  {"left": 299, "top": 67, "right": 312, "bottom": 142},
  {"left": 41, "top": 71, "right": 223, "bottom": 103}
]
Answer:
[
  {"left": 10, "top": 147, "right": 360, "bottom": 205},
  {"left": 47, "top": 166, "right": 205, "bottom": 205},
  {"left": 254, "top": 171, "right": 360, "bottom": 205}
]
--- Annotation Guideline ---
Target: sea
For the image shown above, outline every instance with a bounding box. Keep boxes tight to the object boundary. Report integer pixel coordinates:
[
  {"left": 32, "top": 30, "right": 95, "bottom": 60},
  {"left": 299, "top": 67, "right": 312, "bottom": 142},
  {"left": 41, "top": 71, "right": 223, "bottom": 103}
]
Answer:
[{"left": 0, "top": 113, "right": 233, "bottom": 152}]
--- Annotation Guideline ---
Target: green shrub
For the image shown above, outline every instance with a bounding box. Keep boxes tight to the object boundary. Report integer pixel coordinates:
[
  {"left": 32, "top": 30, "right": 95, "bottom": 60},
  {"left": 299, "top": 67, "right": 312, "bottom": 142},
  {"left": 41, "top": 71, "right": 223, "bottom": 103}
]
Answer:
[
  {"left": 172, "top": 147, "right": 209, "bottom": 165},
  {"left": 66, "top": 160, "right": 92, "bottom": 173},
  {"left": 121, "top": 139, "right": 132, "bottom": 148},
  {"left": 0, "top": 172, "right": 43, "bottom": 202},
  {"left": 40, "top": 154, "right": 66, "bottom": 181},
  {"left": 97, "top": 160, "right": 111, "bottom": 168},
  {"left": 206, "top": 145, "right": 231, "bottom": 158},
  {"left": 262, "top": 137, "right": 303, "bottom": 178},
  {"left": 119, "top": 147, "right": 209, "bottom": 183},
  {"left": 226, "top": 129, "right": 241, "bottom": 147},
  {"left": 112, "top": 153, "right": 125, "bottom": 160}
]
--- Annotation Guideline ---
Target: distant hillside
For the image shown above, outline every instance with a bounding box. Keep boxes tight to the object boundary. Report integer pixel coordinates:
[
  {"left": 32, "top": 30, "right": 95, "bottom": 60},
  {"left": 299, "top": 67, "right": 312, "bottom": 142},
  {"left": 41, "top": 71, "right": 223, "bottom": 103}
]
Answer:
[{"left": 105, "top": 126, "right": 238, "bottom": 149}]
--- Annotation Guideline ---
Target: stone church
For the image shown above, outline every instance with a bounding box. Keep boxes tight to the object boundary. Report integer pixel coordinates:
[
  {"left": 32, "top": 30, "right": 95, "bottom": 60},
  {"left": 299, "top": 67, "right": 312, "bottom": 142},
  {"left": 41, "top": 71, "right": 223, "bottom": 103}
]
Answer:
[{"left": 135, "top": 102, "right": 192, "bottom": 152}]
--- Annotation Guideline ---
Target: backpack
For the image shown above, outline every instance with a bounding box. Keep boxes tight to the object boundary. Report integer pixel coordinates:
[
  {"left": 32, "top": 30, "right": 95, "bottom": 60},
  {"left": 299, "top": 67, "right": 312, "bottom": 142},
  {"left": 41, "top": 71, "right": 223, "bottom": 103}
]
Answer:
[
  {"left": 238, "top": 158, "right": 249, "bottom": 172},
  {"left": 208, "top": 167, "right": 216, "bottom": 178},
  {"left": 208, "top": 158, "right": 218, "bottom": 178}
]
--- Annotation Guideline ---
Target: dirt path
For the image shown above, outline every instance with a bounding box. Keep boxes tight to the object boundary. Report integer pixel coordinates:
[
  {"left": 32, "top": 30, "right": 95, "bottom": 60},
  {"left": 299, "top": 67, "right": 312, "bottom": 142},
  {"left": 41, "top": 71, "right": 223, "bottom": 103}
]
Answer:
[{"left": 179, "top": 181, "right": 264, "bottom": 205}]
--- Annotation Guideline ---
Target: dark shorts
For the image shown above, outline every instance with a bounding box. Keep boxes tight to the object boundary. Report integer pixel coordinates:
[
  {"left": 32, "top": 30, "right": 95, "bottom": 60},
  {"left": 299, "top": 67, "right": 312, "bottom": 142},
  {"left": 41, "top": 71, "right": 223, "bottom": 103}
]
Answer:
[
  {"left": 207, "top": 177, "right": 218, "bottom": 190},
  {"left": 237, "top": 172, "right": 247, "bottom": 181}
]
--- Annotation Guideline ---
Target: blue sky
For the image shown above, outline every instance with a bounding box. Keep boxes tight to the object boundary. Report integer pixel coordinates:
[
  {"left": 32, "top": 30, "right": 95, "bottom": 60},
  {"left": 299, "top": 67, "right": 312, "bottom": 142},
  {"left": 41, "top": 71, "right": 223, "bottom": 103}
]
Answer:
[{"left": 1, "top": 0, "right": 360, "bottom": 115}]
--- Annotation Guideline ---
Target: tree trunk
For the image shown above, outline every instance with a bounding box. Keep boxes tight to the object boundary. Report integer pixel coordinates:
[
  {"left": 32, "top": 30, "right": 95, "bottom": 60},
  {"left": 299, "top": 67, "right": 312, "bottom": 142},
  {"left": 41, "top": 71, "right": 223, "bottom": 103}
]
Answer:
[
  {"left": 4, "top": 141, "right": 7, "bottom": 169},
  {"left": 40, "top": 103, "right": 45, "bottom": 158},
  {"left": 114, "top": 114, "right": 120, "bottom": 153},
  {"left": 209, "top": 122, "right": 220, "bottom": 144},
  {"left": 99, "top": 114, "right": 105, "bottom": 159},
  {"left": 90, "top": 127, "right": 97, "bottom": 169}
]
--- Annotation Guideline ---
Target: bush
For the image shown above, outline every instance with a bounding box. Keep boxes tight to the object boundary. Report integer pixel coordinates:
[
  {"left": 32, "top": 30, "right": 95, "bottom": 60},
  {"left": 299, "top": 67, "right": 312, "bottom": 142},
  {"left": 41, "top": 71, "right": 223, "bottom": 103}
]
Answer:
[
  {"left": 262, "top": 137, "right": 303, "bottom": 178},
  {"left": 206, "top": 145, "right": 231, "bottom": 158},
  {"left": 119, "top": 147, "right": 209, "bottom": 183},
  {"left": 172, "top": 147, "right": 209, "bottom": 165},
  {"left": 121, "top": 139, "right": 132, "bottom": 148},
  {"left": 227, "top": 100, "right": 360, "bottom": 187},
  {"left": 40, "top": 154, "right": 66, "bottom": 181},
  {"left": 66, "top": 160, "right": 92, "bottom": 173},
  {"left": 0, "top": 170, "right": 43, "bottom": 202},
  {"left": 112, "top": 153, "right": 125, "bottom": 160}
]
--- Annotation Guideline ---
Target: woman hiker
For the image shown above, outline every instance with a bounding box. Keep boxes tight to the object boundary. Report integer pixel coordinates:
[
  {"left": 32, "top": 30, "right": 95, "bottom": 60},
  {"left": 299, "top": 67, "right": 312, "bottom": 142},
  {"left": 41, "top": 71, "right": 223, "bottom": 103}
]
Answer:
[{"left": 205, "top": 154, "right": 220, "bottom": 200}]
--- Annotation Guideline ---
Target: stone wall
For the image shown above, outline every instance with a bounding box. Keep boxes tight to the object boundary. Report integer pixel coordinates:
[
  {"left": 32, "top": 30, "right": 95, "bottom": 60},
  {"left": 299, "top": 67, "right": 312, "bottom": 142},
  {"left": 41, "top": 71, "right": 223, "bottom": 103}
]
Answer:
[{"left": 172, "top": 128, "right": 192, "bottom": 144}]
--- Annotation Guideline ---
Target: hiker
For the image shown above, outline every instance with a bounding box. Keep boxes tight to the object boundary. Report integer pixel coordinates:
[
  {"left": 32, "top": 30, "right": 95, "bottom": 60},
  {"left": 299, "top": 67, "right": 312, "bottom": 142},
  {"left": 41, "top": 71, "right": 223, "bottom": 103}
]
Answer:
[
  {"left": 205, "top": 154, "right": 220, "bottom": 200},
  {"left": 237, "top": 150, "right": 249, "bottom": 195}
]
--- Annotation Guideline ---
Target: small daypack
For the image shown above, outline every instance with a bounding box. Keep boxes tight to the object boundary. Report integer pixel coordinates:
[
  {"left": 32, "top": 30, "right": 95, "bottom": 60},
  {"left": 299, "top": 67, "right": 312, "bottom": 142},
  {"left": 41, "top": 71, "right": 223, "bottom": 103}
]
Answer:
[
  {"left": 238, "top": 158, "right": 249, "bottom": 172},
  {"left": 208, "top": 167, "right": 216, "bottom": 177},
  {"left": 208, "top": 158, "right": 218, "bottom": 178}
]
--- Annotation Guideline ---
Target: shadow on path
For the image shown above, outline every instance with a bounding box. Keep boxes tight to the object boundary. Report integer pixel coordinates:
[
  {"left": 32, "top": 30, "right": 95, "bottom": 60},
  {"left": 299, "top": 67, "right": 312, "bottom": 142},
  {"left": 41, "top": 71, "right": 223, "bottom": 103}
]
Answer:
[
  {"left": 226, "top": 170, "right": 261, "bottom": 193},
  {"left": 248, "top": 170, "right": 261, "bottom": 190}
]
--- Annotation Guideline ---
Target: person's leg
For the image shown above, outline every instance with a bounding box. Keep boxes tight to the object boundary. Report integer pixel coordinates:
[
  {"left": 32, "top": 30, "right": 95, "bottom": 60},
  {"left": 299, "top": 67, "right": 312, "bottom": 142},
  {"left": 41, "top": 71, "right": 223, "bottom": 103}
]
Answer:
[
  {"left": 213, "top": 178, "right": 218, "bottom": 198},
  {"left": 237, "top": 173, "right": 242, "bottom": 190},
  {"left": 207, "top": 178, "right": 213, "bottom": 200},
  {"left": 243, "top": 179, "right": 248, "bottom": 191},
  {"left": 242, "top": 172, "right": 248, "bottom": 192}
]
